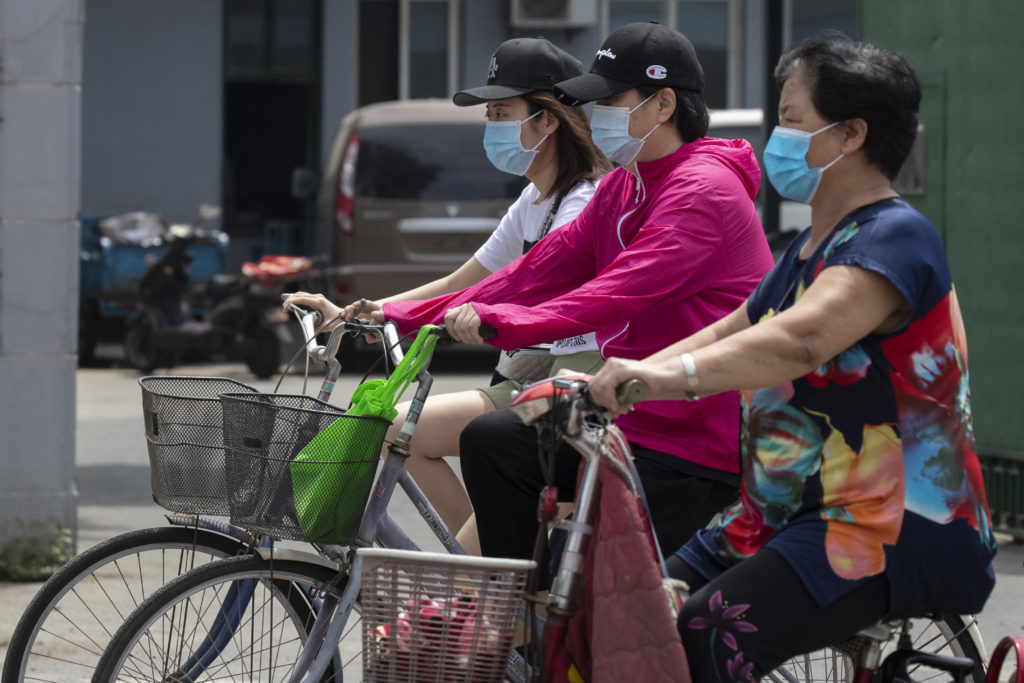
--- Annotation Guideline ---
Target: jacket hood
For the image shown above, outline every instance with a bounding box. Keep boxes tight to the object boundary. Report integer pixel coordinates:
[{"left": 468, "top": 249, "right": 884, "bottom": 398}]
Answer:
[{"left": 674, "top": 136, "right": 762, "bottom": 201}]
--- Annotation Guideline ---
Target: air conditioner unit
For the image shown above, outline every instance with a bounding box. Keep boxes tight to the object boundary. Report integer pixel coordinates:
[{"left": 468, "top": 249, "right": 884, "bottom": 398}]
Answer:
[{"left": 510, "top": 0, "right": 597, "bottom": 28}]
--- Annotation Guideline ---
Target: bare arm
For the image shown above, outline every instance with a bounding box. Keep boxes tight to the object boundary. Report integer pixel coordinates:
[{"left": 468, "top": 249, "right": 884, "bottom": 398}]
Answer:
[{"left": 590, "top": 265, "right": 909, "bottom": 414}]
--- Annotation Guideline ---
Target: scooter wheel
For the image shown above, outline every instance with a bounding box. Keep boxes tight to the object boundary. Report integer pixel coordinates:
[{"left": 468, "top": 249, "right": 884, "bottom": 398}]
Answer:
[
  {"left": 243, "top": 324, "right": 281, "bottom": 379},
  {"left": 124, "top": 319, "right": 163, "bottom": 372}
]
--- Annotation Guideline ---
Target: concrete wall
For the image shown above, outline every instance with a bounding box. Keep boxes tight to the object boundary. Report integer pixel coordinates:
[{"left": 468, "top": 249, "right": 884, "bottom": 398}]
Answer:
[
  {"left": 0, "top": 0, "right": 83, "bottom": 566},
  {"left": 80, "top": 0, "right": 222, "bottom": 224}
]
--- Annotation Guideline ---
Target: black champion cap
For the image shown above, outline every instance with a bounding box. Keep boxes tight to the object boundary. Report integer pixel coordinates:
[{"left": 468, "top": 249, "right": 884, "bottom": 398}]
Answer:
[
  {"left": 453, "top": 37, "right": 584, "bottom": 107},
  {"left": 554, "top": 22, "right": 705, "bottom": 105}
]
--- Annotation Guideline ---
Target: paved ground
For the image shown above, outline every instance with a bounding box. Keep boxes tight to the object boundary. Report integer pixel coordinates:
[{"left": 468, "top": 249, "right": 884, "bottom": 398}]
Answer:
[{"left": 2, "top": 356, "right": 1023, "bottom": 676}]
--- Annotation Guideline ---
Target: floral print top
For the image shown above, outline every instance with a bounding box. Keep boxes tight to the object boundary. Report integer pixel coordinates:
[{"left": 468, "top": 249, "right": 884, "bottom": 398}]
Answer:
[{"left": 695, "top": 197, "right": 996, "bottom": 617}]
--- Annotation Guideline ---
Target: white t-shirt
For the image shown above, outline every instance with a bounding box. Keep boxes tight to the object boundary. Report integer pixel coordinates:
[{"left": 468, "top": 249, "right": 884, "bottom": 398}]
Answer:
[{"left": 475, "top": 180, "right": 599, "bottom": 355}]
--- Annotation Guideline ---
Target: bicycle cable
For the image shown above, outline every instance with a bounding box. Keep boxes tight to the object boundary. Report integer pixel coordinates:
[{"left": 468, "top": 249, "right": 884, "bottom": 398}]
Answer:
[{"left": 273, "top": 310, "right": 342, "bottom": 394}]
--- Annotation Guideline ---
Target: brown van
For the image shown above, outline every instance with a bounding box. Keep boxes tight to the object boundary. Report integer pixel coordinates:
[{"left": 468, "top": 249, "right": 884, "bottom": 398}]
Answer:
[{"left": 315, "top": 99, "right": 527, "bottom": 301}]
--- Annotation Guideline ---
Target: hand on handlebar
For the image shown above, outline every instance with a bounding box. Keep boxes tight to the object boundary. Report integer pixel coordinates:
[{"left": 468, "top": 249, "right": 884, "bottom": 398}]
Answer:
[
  {"left": 338, "top": 299, "right": 385, "bottom": 342},
  {"left": 443, "top": 303, "right": 491, "bottom": 345},
  {"left": 281, "top": 291, "right": 341, "bottom": 332},
  {"left": 587, "top": 357, "right": 652, "bottom": 418},
  {"left": 340, "top": 298, "right": 383, "bottom": 323}
]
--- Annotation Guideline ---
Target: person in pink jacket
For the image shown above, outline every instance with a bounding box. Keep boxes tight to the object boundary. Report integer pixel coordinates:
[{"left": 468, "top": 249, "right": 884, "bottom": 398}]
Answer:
[{"left": 380, "top": 22, "right": 774, "bottom": 570}]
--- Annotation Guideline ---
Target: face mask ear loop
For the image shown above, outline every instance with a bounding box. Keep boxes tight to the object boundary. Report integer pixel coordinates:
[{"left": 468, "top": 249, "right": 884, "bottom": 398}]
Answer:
[
  {"left": 820, "top": 153, "right": 844, "bottom": 173},
  {"left": 628, "top": 92, "right": 658, "bottom": 114},
  {"left": 813, "top": 121, "right": 839, "bottom": 136},
  {"left": 815, "top": 123, "right": 844, "bottom": 173},
  {"left": 630, "top": 93, "right": 662, "bottom": 150},
  {"left": 522, "top": 109, "right": 547, "bottom": 152},
  {"left": 639, "top": 122, "right": 661, "bottom": 143}
]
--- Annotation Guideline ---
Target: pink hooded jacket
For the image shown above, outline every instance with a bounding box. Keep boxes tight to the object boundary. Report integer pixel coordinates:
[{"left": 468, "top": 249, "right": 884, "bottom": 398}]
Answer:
[{"left": 384, "top": 137, "right": 773, "bottom": 474}]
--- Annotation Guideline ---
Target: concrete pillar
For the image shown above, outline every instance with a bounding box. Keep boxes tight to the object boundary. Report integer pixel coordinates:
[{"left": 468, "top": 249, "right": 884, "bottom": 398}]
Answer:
[{"left": 0, "top": 0, "right": 83, "bottom": 578}]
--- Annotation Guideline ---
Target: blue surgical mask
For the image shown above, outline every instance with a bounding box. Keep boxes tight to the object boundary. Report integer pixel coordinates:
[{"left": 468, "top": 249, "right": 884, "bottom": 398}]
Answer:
[
  {"left": 589, "top": 93, "right": 660, "bottom": 166},
  {"left": 763, "top": 123, "right": 844, "bottom": 203},
  {"left": 482, "top": 110, "right": 547, "bottom": 176}
]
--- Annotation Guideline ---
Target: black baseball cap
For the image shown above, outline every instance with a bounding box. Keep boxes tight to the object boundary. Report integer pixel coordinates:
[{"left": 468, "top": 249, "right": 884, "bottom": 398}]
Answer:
[
  {"left": 453, "top": 37, "right": 584, "bottom": 107},
  {"left": 554, "top": 22, "right": 705, "bottom": 105}
]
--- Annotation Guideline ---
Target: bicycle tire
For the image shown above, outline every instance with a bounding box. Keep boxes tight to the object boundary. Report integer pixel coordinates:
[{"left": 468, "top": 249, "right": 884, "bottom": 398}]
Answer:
[
  {"left": 91, "top": 555, "right": 351, "bottom": 683},
  {"left": 2, "top": 525, "right": 248, "bottom": 683},
  {"left": 766, "top": 614, "right": 986, "bottom": 683}
]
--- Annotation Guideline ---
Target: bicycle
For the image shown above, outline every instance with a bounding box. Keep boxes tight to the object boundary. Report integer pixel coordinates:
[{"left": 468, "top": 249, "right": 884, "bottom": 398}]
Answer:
[
  {"left": 88, "top": 319, "right": 641, "bottom": 683},
  {"left": 3, "top": 306, "right": 415, "bottom": 683},
  {"left": 769, "top": 616, "right": 986, "bottom": 682},
  {"left": 504, "top": 376, "right": 990, "bottom": 683},
  {"left": 2, "top": 374, "right": 268, "bottom": 683},
  {"left": 88, "top": 313, "right": 529, "bottom": 682}
]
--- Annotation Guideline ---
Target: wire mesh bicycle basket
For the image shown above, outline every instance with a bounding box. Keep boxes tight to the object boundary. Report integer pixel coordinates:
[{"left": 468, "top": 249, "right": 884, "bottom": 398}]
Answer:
[
  {"left": 139, "top": 375, "right": 258, "bottom": 515},
  {"left": 358, "top": 548, "right": 535, "bottom": 683},
  {"left": 220, "top": 392, "right": 389, "bottom": 543}
]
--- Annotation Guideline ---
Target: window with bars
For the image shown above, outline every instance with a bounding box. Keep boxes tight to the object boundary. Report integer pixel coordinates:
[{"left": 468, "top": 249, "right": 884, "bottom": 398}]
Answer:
[
  {"left": 357, "top": 0, "right": 459, "bottom": 106},
  {"left": 604, "top": 0, "right": 856, "bottom": 109}
]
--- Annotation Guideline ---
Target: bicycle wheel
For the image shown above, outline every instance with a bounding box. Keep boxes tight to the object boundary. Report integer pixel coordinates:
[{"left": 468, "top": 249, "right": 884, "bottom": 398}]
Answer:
[
  {"left": 766, "top": 614, "right": 986, "bottom": 683},
  {"left": 3, "top": 525, "right": 248, "bottom": 683},
  {"left": 91, "top": 555, "right": 355, "bottom": 683}
]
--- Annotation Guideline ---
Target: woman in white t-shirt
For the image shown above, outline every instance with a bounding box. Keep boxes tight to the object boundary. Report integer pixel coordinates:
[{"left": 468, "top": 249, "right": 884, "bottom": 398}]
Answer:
[{"left": 287, "top": 37, "right": 609, "bottom": 545}]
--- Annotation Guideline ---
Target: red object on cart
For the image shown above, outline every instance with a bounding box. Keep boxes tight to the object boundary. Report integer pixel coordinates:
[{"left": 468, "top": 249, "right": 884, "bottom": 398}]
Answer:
[{"left": 241, "top": 255, "right": 314, "bottom": 285}]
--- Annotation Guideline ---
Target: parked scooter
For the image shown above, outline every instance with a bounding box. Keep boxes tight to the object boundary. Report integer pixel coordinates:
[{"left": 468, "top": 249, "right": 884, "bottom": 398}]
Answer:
[
  {"left": 122, "top": 208, "right": 282, "bottom": 377},
  {"left": 206, "top": 254, "right": 331, "bottom": 376}
]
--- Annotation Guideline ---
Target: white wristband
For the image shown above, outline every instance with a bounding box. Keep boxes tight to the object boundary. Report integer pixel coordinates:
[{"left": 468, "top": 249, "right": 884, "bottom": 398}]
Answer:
[
  {"left": 679, "top": 352, "right": 699, "bottom": 401},
  {"left": 679, "top": 352, "right": 699, "bottom": 387}
]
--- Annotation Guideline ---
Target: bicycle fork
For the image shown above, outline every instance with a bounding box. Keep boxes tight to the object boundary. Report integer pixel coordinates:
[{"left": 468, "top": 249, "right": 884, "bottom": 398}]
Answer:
[{"left": 539, "top": 427, "right": 604, "bottom": 682}]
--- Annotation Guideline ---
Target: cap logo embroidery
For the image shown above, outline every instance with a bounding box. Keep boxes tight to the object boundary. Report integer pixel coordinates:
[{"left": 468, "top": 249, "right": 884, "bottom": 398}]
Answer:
[
  {"left": 488, "top": 56, "right": 498, "bottom": 79},
  {"left": 596, "top": 48, "right": 617, "bottom": 60},
  {"left": 646, "top": 65, "right": 668, "bottom": 79}
]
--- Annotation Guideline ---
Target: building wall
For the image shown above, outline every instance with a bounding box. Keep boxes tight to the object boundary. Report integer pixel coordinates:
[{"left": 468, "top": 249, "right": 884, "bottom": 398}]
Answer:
[
  {"left": 861, "top": 0, "right": 1024, "bottom": 461},
  {"left": 0, "top": 0, "right": 82, "bottom": 565},
  {"left": 320, "top": 0, "right": 356, "bottom": 164},
  {"left": 80, "top": 0, "right": 222, "bottom": 224},
  {"left": 462, "top": 0, "right": 509, "bottom": 87}
]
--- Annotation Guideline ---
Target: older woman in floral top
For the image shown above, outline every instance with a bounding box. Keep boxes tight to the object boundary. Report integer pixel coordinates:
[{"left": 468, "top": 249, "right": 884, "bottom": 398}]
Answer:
[{"left": 589, "top": 32, "right": 995, "bottom": 681}]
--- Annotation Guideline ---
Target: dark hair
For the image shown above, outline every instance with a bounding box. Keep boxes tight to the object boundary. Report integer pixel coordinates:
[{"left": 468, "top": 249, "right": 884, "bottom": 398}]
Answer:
[
  {"left": 524, "top": 91, "right": 613, "bottom": 196},
  {"left": 775, "top": 31, "right": 921, "bottom": 180},
  {"left": 637, "top": 86, "right": 710, "bottom": 143}
]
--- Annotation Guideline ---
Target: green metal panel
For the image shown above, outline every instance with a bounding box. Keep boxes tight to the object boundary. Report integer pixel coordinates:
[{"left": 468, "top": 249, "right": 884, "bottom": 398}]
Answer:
[{"left": 861, "top": 0, "right": 1024, "bottom": 461}]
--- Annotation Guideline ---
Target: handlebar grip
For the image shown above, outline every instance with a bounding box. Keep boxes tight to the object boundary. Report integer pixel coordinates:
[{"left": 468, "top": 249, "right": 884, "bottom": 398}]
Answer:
[
  {"left": 434, "top": 325, "right": 454, "bottom": 344},
  {"left": 479, "top": 323, "right": 497, "bottom": 340},
  {"left": 615, "top": 378, "right": 648, "bottom": 405}
]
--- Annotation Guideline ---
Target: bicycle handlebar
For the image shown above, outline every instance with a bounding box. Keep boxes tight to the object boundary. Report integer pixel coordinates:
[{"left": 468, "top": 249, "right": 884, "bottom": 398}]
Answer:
[
  {"left": 282, "top": 294, "right": 461, "bottom": 368},
  {"left": 615, "top": 378, "right": 648, "bottom": 405}
]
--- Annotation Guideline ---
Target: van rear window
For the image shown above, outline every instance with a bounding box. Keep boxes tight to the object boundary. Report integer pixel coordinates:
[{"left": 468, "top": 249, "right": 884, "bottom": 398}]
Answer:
[{"left": 355, "top": 124, "right": 527, "bottom": 201}]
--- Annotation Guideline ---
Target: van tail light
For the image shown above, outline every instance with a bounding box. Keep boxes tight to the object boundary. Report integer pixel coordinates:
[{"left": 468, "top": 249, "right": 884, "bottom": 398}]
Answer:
[{"left": 335, "top": 132, "right": 359, "bottom": 234}]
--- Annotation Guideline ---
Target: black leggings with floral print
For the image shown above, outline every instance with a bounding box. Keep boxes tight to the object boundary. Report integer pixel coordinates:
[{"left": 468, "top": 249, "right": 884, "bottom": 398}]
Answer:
[{"left": 667, "top": 548, "right": 889, "bottom": 681}]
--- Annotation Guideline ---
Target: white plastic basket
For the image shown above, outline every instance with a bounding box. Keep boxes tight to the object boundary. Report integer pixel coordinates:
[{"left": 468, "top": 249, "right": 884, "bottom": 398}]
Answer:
[{"left": 358, "top": 548, "right": 535, "bottom": 683}]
